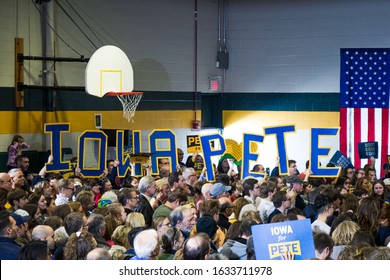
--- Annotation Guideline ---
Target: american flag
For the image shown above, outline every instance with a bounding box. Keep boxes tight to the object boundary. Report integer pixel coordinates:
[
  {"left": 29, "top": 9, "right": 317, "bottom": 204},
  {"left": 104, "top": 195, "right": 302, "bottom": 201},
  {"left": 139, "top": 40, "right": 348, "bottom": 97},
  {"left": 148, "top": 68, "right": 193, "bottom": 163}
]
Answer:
[{"left": 340, "top": 49, "right": 390, "bottom": 177}]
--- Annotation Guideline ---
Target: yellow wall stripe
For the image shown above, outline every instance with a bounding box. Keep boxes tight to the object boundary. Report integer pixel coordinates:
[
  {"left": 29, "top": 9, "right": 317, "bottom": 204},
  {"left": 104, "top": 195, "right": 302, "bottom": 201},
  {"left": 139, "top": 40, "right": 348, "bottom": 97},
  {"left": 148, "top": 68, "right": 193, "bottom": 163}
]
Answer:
[{"left": 0, "top": 110, "right": 201, "bottom": 134}]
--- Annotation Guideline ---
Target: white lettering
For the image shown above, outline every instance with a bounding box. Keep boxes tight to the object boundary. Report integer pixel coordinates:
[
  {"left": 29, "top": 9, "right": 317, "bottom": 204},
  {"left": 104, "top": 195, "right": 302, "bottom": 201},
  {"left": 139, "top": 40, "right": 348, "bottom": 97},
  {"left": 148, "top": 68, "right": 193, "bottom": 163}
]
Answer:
[{"left": 271, "top": 225, "right": 293, "bottom": 235}]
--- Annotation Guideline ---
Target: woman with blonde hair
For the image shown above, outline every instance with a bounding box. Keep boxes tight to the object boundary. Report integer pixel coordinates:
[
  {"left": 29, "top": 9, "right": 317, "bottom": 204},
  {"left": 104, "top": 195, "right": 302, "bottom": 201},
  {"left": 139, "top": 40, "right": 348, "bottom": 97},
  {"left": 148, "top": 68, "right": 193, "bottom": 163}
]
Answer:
[
  {"left": 111, "top": 225, "right": 131, "bottom": 252},
  {"left": 331, "top": 220, "right": 360, "bottom": 259},
  {"left": 151, "top": 178, "right": 170, "bottom": 209},
  {"left": 152, "top": 215, "right": 171, "bottom": 238},
  {"left": 124, "top": 212, "right": 145, "bottom": 231}
]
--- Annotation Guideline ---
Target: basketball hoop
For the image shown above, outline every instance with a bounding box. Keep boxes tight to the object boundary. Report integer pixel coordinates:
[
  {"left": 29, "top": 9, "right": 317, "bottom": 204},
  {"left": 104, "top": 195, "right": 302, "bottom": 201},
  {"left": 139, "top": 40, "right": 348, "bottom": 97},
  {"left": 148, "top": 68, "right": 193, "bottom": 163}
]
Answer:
[{"left": 106, "top": 91, "right": 143, "bottom": 122}]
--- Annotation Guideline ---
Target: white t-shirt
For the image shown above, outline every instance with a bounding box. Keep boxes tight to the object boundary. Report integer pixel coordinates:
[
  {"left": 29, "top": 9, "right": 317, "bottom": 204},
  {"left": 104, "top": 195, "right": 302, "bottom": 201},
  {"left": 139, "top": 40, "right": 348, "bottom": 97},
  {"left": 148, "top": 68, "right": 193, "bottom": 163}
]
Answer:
[
  {"left": 311, "top": 220, "right": 331, "bottom": 234},
  {"left": 257, "top": 199, "right": 275, "bottom": 224}
]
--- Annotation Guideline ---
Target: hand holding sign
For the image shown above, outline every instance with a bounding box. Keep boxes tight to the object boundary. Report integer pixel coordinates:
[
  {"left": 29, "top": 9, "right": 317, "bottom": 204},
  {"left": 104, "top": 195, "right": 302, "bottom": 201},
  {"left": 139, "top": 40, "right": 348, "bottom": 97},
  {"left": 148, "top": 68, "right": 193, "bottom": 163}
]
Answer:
[
  {"left": 280, "top": 251, "right": 295, "bottom": 260},
  {"left": 370, "top": 155, "right": 376, "bottom": 165},
  {"left": 358, "top": 142, "right": 378, "bottom": 159},
  {"left": 330, "top": 150, "right": 353, "bottom": 169}
]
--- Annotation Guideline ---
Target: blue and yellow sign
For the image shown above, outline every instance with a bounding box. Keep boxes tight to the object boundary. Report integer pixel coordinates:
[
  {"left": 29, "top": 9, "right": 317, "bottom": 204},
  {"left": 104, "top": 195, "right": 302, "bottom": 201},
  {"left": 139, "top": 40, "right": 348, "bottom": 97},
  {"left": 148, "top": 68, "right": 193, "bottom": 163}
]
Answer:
[{"left": 252, "top": 219, "right": 315, "bottom": 260}]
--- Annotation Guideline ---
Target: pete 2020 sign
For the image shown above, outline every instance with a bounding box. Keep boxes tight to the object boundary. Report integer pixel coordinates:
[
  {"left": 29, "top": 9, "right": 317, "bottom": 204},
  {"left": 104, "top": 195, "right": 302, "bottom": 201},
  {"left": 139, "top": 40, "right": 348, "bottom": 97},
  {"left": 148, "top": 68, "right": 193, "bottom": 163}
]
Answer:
[{"left": 44, "top": 123, "right": 341, "bottom": 181}]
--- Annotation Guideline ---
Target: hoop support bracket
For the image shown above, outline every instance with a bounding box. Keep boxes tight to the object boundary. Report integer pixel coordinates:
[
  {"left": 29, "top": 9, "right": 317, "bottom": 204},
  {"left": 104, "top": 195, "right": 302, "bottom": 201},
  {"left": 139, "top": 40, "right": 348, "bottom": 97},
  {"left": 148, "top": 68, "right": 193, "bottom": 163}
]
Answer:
[{"left": 15, "top": 37, "right": 89, "bottom": 108}]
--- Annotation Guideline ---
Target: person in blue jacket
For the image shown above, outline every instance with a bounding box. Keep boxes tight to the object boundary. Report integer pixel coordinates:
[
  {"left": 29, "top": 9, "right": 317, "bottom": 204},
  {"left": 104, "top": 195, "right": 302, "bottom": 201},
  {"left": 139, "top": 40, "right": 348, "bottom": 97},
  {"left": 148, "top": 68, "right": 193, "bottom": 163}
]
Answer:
[{"left": 0, "top": 210, "right": 21, "bottom": 260}]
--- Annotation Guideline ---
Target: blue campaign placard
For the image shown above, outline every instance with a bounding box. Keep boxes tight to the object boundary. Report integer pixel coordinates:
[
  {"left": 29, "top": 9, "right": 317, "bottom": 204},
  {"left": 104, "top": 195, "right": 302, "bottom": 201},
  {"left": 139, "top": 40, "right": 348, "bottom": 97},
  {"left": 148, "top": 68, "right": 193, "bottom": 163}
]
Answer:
[
  {"left": 358, "top": 142, "right": 378, "bottom": 159},
  {"left": 329, "top": 150, "right": 353, "bottom": 168},
  {"left": 252, "top": 219, "right": 316, "bottom": 260}
]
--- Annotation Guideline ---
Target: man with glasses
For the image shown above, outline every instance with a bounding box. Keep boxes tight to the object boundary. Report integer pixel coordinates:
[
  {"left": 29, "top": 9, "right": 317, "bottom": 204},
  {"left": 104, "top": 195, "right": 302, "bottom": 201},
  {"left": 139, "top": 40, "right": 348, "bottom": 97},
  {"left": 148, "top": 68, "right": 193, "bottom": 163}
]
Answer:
[
  {"left": 288, "top": 160, "right": 299, "bottom": 176},
  {"left": 243, "top": 178, "right": 261, "bottom": 207},
  {"left": 270, "top": 159, "right": 299, "bottom": 177},
  {"left": 118, "top": 188, "right": 139, "bottom": 215},
  {"left": 55, "top": 179, "right": 75, "bottom": 206}
]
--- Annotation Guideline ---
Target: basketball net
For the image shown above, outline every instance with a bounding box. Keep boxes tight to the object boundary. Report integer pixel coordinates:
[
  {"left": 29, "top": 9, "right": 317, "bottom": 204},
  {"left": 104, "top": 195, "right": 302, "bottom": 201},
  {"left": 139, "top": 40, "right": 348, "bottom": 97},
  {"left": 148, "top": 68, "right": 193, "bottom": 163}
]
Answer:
[{"left": 106, "top": 92, "right": 143, "bottom": 122}]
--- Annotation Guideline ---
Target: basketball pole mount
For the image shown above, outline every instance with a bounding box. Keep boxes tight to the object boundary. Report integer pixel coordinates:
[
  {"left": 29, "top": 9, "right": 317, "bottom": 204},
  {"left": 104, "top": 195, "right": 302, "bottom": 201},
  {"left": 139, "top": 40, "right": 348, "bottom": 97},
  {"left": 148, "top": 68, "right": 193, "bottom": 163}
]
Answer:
[
  {"left": 15, "top": 38, "right": 24, "bottom": 108},
  {"left": 15, "top": 37, "right": 89, "bottom": 108}
]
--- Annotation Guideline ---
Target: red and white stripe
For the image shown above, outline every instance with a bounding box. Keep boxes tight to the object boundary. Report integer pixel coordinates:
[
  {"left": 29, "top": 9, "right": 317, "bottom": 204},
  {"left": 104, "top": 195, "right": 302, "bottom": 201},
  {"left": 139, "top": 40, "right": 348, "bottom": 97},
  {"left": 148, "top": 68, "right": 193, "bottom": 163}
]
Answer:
[{"left": 340, "top": 107, "right": 390, "bottom": 177}]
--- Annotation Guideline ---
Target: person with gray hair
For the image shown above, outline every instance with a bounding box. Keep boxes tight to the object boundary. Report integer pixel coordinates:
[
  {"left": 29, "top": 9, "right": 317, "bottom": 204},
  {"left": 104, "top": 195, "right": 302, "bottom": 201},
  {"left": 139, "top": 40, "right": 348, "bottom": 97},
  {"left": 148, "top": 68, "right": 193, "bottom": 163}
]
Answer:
[
  {"left": 170, "top": 205, "right": 196, "bottom": 239},
  {"left": 8, "top": 168, "right": 26, "bottom": 190},
  {"left": 0, "top": 172, "right": 13, "bottom": 210},
  {"left": 201, "top": 183, "right": 213, "bottom": 200},
  {"left": 87, "top": 214, "right": 110, "bottom": 250},
  {"left": 136, "top": 176, "right": 156, "bottom": 227},
  {"left": 131, "top": 229, "right": 159, "bottom": 260},
  {"left": 182, "top": 167, "right": 197, "bottom": 196},
  {"left": 86, "top": 247, "right": 112, "bottom": 260},
  {"left": 183, "top": 233, "right": 210, "bottom": 260}
]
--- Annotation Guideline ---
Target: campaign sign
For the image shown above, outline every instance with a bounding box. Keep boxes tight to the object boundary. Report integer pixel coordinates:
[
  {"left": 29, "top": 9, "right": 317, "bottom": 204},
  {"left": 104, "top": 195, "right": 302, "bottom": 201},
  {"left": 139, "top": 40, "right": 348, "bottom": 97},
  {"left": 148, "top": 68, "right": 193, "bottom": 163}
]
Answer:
[
  {"left": 187, "top": 135, "right": 202, "bottom": 154},
  {"left": 329, "top": 150, "right": 353, "bottom": 169},
  {"left": 358, "top": 142, "right": 378, "bottom": 159},
  {"left": 252, "top": 219, "right": 315, "bottom": 260}
]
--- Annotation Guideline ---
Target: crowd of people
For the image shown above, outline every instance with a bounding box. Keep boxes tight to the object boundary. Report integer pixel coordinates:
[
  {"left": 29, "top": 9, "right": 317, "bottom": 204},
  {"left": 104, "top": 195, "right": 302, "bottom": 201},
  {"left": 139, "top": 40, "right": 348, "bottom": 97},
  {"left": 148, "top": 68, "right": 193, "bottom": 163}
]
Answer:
[{"left": 0, "top": 135, "right": 390, "bottom": 260}]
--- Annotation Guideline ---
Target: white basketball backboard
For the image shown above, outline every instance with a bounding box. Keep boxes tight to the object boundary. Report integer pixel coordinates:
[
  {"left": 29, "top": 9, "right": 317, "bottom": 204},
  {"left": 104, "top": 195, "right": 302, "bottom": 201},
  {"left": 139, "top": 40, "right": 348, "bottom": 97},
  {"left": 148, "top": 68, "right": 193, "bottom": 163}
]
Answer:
[{"left": 85, "top": 45, "right": 134, "bottom": 97}]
